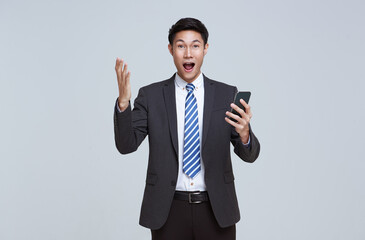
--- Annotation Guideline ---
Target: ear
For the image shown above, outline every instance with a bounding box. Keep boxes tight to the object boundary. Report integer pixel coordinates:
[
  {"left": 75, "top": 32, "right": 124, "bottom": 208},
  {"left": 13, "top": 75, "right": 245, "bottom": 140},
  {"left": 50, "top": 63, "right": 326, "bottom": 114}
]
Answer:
[
  {"left": 168, "top": 44, "right": 173, "bottom": 55},
  {"left": 203, "top": 43, "right": 209, "bottom": 56}
]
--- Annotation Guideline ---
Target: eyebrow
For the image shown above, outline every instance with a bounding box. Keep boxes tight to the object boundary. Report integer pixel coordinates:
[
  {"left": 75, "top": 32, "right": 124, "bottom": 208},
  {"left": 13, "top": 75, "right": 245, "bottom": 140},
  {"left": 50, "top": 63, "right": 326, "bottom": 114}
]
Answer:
[{"left": 175, "top": 39, "right": 202, "bottom": 43}]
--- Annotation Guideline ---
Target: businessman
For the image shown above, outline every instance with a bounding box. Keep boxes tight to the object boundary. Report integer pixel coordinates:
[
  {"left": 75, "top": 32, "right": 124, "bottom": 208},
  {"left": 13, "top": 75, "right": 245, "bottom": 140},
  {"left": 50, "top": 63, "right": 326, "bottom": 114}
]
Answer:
[{"left": 114, "top": 18, "right": 260, "bottom": 240}]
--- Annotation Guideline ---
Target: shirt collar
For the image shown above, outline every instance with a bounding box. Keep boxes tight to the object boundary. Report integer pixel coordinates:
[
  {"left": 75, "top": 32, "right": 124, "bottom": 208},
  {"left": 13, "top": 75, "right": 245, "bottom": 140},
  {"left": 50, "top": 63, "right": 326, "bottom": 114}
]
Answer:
[{"left": 175, "top": 72, "right": 203, "bottom": 91}]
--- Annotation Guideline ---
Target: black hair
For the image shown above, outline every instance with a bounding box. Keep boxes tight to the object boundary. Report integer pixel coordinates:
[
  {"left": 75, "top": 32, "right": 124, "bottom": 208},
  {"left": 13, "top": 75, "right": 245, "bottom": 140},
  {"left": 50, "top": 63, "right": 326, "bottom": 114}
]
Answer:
[{"left": 168, "top": 17, "right": 209, "bottom": 46}]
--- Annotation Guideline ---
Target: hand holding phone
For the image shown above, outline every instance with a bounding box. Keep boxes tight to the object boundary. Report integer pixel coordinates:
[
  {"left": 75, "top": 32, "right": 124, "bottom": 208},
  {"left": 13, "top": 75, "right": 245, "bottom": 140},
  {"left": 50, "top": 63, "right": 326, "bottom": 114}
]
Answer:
[{"left": 230, "top": 91, "right": 251, "bottom": 121}]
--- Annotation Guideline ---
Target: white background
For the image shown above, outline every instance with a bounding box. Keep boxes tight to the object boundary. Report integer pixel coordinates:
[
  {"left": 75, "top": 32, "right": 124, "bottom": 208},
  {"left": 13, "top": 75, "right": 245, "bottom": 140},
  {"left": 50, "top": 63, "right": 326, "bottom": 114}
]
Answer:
[{"left": 1, "top": 0, "right": 364, "bottom": 239}]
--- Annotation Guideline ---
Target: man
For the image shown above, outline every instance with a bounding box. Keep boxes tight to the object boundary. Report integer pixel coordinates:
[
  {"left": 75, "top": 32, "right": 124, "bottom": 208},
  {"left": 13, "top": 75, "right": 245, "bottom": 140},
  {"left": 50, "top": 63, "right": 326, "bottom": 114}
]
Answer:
[{"left": 114, "top": 18, "right": 260, "bottom": 240}]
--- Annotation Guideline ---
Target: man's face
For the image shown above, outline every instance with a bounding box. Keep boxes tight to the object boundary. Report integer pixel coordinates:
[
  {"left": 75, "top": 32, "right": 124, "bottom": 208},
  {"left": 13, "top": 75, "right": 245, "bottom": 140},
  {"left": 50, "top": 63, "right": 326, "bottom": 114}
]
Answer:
[{"left": 168, "top": 30, "right": 209, "bottom": 83}]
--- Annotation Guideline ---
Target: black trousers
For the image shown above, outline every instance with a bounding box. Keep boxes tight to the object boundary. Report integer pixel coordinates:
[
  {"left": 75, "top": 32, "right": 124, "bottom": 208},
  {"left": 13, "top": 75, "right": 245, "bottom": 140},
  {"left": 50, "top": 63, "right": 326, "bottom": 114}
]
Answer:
[{"left": 151, "top": 198, "right": 236, "bottom": 240}]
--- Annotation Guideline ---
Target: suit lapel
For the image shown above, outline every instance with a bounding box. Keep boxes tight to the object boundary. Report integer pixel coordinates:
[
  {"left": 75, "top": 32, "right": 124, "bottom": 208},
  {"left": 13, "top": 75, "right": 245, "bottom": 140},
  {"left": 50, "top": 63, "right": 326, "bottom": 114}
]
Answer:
[
  {"left": 163, "top": 74, "right": 179, "bottom": 157},
  {"left": 202, "top": 75, "right": 215, "bottom": 150}
]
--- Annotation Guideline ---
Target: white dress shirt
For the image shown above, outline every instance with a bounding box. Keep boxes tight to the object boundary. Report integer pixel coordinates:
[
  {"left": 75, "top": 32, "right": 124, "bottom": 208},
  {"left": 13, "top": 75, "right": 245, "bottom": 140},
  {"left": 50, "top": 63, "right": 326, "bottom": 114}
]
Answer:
[{"left": 174, "top": 72, "right": 207, "bottom": 191}]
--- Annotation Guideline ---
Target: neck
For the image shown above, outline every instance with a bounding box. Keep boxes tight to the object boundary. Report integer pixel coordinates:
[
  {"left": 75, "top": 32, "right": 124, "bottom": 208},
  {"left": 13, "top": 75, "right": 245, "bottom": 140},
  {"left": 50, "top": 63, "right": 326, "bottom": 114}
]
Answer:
[{"left": 177, "top": 71, "right": 202, "bottom": 84}]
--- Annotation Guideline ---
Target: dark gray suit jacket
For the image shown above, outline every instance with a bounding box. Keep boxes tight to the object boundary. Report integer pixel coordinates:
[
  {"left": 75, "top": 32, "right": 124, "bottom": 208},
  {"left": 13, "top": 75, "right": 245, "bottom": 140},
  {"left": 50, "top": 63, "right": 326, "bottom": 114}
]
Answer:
[{"left": 113, "top": 74, "right": 260, "bottom": 230}]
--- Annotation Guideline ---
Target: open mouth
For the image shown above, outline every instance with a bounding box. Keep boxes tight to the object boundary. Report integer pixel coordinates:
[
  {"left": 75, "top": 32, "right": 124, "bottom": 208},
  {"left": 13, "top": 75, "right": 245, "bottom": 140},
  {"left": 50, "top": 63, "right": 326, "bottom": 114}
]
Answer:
[{"left": 183, "top": 63, "right": 195, "bottom": 72}]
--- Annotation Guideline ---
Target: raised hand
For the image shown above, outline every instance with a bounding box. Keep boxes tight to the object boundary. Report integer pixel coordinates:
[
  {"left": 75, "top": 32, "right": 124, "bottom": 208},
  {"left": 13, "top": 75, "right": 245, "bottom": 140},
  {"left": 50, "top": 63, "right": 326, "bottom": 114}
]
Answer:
[{"left": 115, "top": 58, "right": 131, "bottom": 111}]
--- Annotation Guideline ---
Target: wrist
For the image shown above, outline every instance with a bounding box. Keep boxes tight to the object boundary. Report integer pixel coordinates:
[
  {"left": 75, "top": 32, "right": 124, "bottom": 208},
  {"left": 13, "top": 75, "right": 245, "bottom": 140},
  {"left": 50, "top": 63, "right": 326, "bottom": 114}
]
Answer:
[
  {"left": 240, "top": 130, "right": 250, "bottom": 144},
  {"left": 118, "top": 98, "right": 129, "bottom": 112}
]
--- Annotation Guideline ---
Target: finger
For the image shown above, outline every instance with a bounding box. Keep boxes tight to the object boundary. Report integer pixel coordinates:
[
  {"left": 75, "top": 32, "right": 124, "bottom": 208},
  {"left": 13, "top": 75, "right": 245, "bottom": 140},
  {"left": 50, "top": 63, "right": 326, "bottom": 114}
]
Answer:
[
  {"left": 230, "top": 103, "right": 247, "bottom": 118},
  {"left": 226, "top": 110, "right": 250, "bottom": 126},
  {"left": 126, "top": 71, "right": 131, "bottom": 85},
  {"left": 115, "top": 59, "right": 123, "bottom": 86},
  {"left": 226, "top": 112, "right": 250, "bottom": 129},
  {"left": 226, "top": 112, "right": 249, "bottom": 126},
  {"left": 225, "top": 117, "right": 245, "bottom": 130},
  {"left": 240, "top": 99, "right": 248, "bottom": 108},
  {"left": 225, "top": 111, "right": 242, "bottom": 122},
  {"left": 225, "top": 117, "right": 239, "bottom": 128},
  {"left": 240, "top": 99, "right": 252, "bottom": 118},
  {"left": 117, "top": 58, "right": 124, "bottom": 70},
  {"left": 115, "top": 57, "right": 120, "bottom": 72},
  {"left": 116, "top": 58, "right": 124, "bottom": 79},
  {"left": 122, "top": 63, "right": 128, "bottom": 79}
]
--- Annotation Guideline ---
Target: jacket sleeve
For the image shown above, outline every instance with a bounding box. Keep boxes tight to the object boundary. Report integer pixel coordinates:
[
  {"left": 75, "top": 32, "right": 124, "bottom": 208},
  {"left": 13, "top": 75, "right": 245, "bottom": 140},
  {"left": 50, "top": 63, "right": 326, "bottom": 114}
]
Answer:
[
  {"left": 113, "top": 88, "right": 148, "bottom": 154},
  {"left": 231, "top": 124, "right": 260, "bottom": 163}
]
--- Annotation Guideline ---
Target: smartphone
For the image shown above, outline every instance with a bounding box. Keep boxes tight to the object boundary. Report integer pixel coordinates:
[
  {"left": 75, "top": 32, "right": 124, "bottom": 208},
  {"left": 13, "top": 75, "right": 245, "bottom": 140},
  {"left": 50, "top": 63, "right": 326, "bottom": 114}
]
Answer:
[{"left": 230, "top": 91, "right": 251, "bottom": 121}]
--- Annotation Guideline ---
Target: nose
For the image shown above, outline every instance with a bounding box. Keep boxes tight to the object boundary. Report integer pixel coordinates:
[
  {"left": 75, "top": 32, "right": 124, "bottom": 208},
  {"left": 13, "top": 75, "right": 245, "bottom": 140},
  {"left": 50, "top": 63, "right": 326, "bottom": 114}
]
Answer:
[{"left": 184, "top": 47, "right": 192, "bottom": 58}]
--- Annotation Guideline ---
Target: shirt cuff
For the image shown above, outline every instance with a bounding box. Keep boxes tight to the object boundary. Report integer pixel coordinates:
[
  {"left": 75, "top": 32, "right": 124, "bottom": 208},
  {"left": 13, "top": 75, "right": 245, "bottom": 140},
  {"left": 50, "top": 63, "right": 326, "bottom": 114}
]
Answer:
[{"left": 116, "top": 102, "right": 122, "bottom": 113}]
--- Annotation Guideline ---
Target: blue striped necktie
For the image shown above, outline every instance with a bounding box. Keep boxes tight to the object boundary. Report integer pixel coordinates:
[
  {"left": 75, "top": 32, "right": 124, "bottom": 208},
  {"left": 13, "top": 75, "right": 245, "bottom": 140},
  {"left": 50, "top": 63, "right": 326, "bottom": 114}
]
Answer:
[{"left": 183, "top": 83, "right": 201, "bottom": 178}]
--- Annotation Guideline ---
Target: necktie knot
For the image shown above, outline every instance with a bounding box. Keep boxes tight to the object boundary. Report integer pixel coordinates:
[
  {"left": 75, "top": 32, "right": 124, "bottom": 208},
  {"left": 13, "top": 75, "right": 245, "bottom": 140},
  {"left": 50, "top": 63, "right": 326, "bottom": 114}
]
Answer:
[{"left": 186, "top": 83, "right": 195, "bottom": 92}]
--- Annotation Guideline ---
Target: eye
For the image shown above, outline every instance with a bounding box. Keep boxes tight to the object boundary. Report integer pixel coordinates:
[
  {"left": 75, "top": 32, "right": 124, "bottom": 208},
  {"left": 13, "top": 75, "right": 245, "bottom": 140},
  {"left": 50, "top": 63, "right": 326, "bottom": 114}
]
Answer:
[
  {"left": 177, "top": 45, "right": 185, "bottom": 49},
  {"left": 193, "top": 45, "right": 200, "bottom": 48}
]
